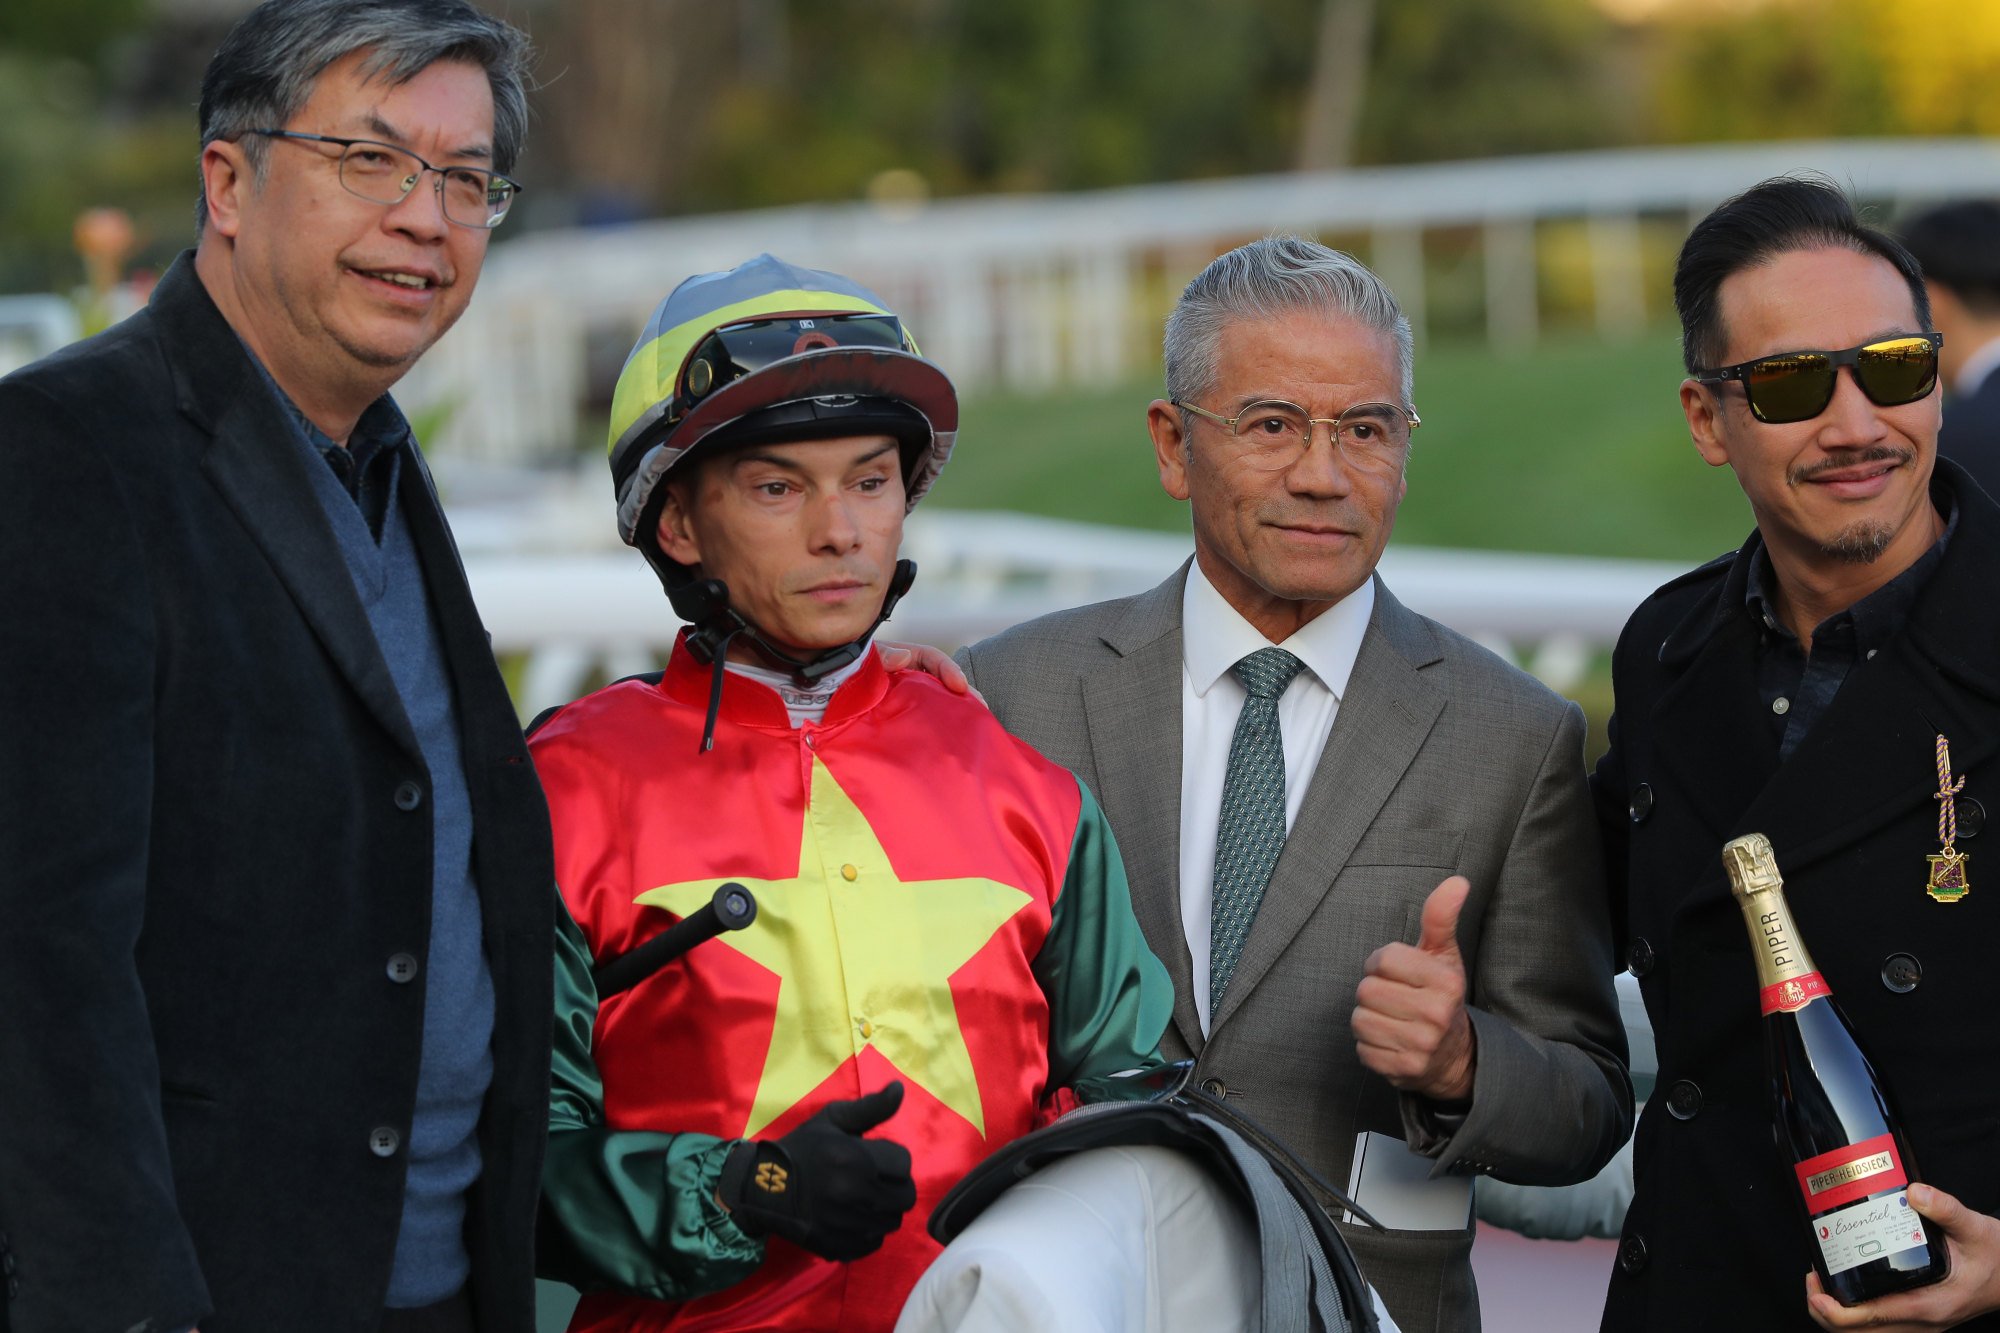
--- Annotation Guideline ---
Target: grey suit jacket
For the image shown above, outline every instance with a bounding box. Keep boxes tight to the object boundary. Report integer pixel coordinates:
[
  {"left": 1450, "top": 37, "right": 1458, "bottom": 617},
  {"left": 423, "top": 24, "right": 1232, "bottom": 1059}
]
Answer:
[{"left": 959, "top": 563, "right": 1631, "bottom": 1333}]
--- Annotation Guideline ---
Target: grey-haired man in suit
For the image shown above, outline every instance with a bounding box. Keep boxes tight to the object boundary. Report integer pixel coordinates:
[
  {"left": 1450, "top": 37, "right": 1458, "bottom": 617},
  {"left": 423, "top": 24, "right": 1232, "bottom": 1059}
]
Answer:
[{"left": 956, "top": 235, "right": 1631, "bottom": 1333}]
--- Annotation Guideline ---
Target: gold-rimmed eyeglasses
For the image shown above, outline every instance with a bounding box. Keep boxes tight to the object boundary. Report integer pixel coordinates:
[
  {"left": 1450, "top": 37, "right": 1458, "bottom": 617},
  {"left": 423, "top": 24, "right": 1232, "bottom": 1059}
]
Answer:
[
  {"left": 246, "top": 129, "right": 522, "bottom": 229},
  {"left": 1173, "top": 397, "right": 1420, "bottom": 472}
]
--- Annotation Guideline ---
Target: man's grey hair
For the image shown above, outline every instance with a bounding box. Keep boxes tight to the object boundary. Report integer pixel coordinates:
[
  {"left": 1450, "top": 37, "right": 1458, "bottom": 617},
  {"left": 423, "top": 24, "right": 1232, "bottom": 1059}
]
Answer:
[
  {"left": 195, "top": 0, "right": 532, "bottom": 230},
  {"left": 1164, "top": 235, "right": 1415, "bottom": 410}
]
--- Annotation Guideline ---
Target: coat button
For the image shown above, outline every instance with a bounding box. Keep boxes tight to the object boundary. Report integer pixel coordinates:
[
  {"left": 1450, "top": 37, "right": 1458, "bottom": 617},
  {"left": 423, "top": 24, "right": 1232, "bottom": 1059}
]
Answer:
[
  {"left": 1666, "top": 1079, "right": 1704, "bottom": 1120},
  {"left": 1960, "top": 799, "right": 1986, "bottom": 839},
  {"left": 1881, "top": 953, "right": 1922, "bottom": 993},
  {"left": 387, "top": 953, "right": 420, "bottom": 984},
  {"left": 369, "top": 1126, "right": 401, "bottom": 1157},
  {"left": 393, "top": 781, "right": 423, "bottom": 812},
  {"left": 1629, "top": 784, "right": 1654, "bottom": 824},
  {"left": 1619, "top": 1232, "right": 1649, "bottom": 1274},
  {"left": 1627, "top": 937, "right": 1656, "bottom": 977},
  {"left": 1200, "top": 1077, "right": 1227, "bottom": 1097}
]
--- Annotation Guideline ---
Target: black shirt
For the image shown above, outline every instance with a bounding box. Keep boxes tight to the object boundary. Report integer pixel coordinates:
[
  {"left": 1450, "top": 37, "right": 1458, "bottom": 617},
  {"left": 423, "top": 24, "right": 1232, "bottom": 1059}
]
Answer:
[
  {"left": 1744, "top": 494, "right": 1955, "bottom": 760},
  {"left": 291, "top": 399, "right": 407, "bottom": 542}
]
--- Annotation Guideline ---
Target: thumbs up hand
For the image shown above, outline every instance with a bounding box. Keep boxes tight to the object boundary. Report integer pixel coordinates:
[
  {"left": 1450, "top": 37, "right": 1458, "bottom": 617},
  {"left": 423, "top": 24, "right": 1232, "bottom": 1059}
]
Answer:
[{"left": 1353, "top": 876, "right": 1477, "bottom": 1102}]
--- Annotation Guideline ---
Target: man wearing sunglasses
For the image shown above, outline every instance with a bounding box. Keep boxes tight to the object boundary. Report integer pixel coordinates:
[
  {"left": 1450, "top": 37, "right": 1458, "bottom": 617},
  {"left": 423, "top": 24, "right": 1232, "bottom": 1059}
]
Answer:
[
  {"left": 956, "top": 235, "right": 1633, "bottom": 1333},
  {"left": 1598, "top": 176, "right": 2000, "bottom": 1331},
  {"left": 0, "top": 3, "right": 555, "bottom": 1331}
]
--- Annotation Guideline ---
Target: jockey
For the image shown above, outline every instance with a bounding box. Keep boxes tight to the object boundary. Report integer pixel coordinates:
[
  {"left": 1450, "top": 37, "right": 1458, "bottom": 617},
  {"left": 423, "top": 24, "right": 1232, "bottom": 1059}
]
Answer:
[{"left": 531, "top": 254, "right": 1174, "bottom": 1332}]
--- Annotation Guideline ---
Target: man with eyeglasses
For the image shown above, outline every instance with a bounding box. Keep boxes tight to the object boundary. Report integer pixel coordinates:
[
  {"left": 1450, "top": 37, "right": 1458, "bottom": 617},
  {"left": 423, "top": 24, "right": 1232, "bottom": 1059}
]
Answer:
[
  {"left": 956, "top": 234, "right": 1632, "bottom": 1333},
  {"left": 0, "top": 3, "right": 554, "bottom": 1331},
  {"left": 1598, "top": 175, "right": 2000, "bottom": 1331}
]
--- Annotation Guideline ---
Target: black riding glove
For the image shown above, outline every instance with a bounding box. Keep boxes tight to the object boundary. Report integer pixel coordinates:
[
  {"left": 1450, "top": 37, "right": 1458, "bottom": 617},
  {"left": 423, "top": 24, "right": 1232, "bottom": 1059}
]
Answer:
[{"left": 718, "top": 1081, "right": 917, "bottom": 1262}]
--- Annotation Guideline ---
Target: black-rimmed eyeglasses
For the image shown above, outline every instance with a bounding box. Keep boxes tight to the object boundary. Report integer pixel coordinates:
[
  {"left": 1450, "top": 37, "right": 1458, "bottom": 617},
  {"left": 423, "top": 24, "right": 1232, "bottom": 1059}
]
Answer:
[
  {"left": 246, "top": 129, "right": 521, "bottom": 229},
  {"left": 1695, "top": 333, "right": 1941, "bottom": 425}
]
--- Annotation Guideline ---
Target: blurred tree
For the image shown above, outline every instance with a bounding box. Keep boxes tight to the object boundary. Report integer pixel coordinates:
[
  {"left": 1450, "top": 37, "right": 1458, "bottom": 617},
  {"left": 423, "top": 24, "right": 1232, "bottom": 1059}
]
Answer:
[
  {"left": 670, "top": 0, "right": 1315, "bottom": 207},
  {"left": 0, "top": 0, "right": 201, "bottom": 292},
  {"left": 1648, "top": 1, "right": 1889, "bottom": 142},
  {"left": 530, "top": 0, "right": 735, "bottom": 223},
  {"left": 1298, "top": 0, "right": 1377, "bottom": 170},
  {"left": 1357, "top": 0, "right": 1629, "bottom": 162},
  {"left": 0, "top": 0, "right": 147, "bottom": 66},
  {"left": 11, "top": 0, "right": 1994, "bottom": 299},
  {"left": 1869, "top": 0, "right": 2000, "bottom": 137},
  {"left": 658, "top": 0, "right": 1633, "bottom": 213},
  {"left": 1641, "top": 0, "right": 2000, "bottom": 144}
]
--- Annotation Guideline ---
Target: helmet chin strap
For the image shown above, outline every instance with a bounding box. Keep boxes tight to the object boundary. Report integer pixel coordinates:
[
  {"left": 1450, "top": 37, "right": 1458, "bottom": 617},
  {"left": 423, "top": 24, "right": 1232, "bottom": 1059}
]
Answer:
[{"left": 668, "top": 559, "right": 919, "bottom": 753}]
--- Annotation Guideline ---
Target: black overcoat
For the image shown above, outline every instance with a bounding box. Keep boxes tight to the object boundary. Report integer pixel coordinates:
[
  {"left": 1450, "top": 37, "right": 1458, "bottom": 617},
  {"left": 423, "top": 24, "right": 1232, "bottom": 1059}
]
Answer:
[
  {"left": 1595, "top": 460, "right": 2000, "bottom": 1331},
  {"left": 0, "top": 254, "right": 554, "bottom": 1333}
]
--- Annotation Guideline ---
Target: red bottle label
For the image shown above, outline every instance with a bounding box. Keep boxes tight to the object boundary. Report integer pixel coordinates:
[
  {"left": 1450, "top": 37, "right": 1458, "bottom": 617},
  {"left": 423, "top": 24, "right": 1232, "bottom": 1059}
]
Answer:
[
  {"left": 1759, "top": 970, "right": 1832, "bottom": 1014},
  {"left": 1795, "top": 1133, "right": 1909, "bottom": 1214}
]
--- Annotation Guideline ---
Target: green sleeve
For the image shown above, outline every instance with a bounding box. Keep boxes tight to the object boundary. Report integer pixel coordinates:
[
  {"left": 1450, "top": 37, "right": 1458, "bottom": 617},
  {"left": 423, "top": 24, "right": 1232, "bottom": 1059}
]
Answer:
[
  {"left": 1032, "top": 778, "right": 1175, "bottom": 1104},
  {"left": 538, "top": 901, "right": 766, "bottom": 1297}
]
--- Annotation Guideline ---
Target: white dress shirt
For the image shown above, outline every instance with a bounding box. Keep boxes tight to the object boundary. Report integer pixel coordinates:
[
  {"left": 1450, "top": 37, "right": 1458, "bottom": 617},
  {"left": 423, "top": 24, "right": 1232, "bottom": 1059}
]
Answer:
[
  {"left": 1955, "top": 333, "right": 2000, "bottom": 400},
  {"left": 1178, "top": 562, "right": 1375, "bottom": 1035}
]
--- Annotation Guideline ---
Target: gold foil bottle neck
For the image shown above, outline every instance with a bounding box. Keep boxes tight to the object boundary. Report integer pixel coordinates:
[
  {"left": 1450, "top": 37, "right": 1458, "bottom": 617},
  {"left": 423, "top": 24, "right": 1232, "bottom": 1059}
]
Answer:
[
  {"left": 1724, "top": 832, "right": 1784, "bottom": 898},
  {"left": 1724, "top": 832, "right": 1823, "bottom": 997}
]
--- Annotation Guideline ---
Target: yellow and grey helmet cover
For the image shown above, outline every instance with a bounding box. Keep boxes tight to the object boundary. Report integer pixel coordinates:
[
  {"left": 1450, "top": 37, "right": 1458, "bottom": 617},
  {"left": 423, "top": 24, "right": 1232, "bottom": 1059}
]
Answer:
[{"left": 607, "top": 253, "right": 958, "bottom": 561}]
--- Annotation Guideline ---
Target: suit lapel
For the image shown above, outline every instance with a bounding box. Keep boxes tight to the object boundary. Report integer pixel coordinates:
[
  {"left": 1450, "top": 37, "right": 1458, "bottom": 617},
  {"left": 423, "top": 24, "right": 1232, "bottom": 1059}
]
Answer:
[
  {"left": 1648, "top": 609, "right": 1777, "bottom": 853},
  {"left": 1082, "top": 568, "right": 1204, "bottom": 1052},
  {"left": 1212, "top": 580, "right": 1445, "bottom": 1032},
  {"left": 1741, "top": 634, "right": 2000, "bottom": 879},
  {"left": 153, "top": 256, "right": 419, "bottom": 760}
]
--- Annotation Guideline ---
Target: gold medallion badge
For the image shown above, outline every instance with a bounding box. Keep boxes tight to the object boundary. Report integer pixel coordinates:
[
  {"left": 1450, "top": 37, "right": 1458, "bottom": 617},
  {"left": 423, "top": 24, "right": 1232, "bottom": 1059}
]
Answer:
[{"left": 1929, "top": 734, "right": 1971, "bottom": 903}]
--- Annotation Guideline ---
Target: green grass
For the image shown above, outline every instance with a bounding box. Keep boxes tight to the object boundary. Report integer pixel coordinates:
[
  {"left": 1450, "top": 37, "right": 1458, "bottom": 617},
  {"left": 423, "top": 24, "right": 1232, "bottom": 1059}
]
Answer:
[{"left": 934, "top": 327, "right": 1755, "bottom": 564}]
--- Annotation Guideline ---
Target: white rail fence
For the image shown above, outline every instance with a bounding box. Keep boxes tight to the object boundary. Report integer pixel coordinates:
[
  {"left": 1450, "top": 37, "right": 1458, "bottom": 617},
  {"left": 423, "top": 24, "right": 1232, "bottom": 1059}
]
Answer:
[
  {"left": 464, "top": 509, "right": 1684, "bottom": 717},
  {"left": 0, "top": 295, "right": 82, "bottom": 378},
  {"left": 408, "top": 137, "right": 2000, "bottom": 464}
]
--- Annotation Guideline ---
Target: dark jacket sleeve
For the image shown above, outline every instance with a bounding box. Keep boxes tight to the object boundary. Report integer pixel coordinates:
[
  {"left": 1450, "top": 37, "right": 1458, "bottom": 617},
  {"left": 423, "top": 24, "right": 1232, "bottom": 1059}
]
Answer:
[
  {"left": 1591, "top": 702, "right": 1634, "bottom": 957},
  {"left": 0, "top": 381, "right": 211, "bottom": 1331}
]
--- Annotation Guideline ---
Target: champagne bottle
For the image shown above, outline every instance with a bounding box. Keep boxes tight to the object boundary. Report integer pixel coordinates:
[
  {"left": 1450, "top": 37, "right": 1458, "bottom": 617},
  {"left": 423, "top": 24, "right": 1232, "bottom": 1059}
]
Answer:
[{"left": 1723, "top": 833, "right": 1949, "bottom": 1305}]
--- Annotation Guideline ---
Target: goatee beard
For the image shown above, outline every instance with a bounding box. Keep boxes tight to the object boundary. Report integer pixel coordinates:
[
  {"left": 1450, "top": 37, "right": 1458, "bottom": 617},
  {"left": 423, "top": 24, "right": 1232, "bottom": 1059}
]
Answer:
[{"left": 1819, "top": 520, "right": 1895, "bottom": 564}]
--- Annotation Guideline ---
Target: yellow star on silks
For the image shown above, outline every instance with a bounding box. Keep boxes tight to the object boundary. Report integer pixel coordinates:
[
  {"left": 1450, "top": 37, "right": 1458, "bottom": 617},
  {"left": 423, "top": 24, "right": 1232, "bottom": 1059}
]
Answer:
[{"left": 636, "top": 757, "right": 1031, "bottom": 1140}]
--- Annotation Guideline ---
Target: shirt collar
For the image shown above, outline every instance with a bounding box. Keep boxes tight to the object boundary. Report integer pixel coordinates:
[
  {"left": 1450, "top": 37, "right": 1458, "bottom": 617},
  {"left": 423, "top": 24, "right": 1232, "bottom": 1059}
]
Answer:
[
  {"left": 1742, "top": 485, "right": 1957, "bottom": 648},
  {"left": 662, "top": 633, "right": 892, "bottom": 732},
  {"left": 239, "top": 339, "right": 411, "bottom": 474},
  {"left": 1955, "top": 333, "right": 2000, "bottom": 399},
  {"left": 1181, "top": 558, "right": 1375, "bottom": 701}
]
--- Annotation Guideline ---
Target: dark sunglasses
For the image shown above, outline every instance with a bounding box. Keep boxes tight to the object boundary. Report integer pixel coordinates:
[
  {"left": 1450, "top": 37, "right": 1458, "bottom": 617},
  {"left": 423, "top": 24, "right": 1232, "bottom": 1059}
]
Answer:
[
  {"left": 1695, "top": 333, "right": 1942, "bottom": 425},
  {"left": 674, "top": 312, "right": 912, "bottom": 422}
]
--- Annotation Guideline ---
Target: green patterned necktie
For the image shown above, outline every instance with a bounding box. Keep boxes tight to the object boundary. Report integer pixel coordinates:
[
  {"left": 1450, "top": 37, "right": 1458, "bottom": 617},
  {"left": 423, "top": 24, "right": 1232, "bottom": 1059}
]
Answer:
[{"left": 1209, "top": 647, "right": 1307, "bottom": 1016}]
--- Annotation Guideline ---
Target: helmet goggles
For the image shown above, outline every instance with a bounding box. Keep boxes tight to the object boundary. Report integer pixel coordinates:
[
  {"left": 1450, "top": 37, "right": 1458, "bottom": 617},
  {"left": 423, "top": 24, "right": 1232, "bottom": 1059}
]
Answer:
[{"left": 672, "top": 312, "right": 915, "bottom": 429}]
